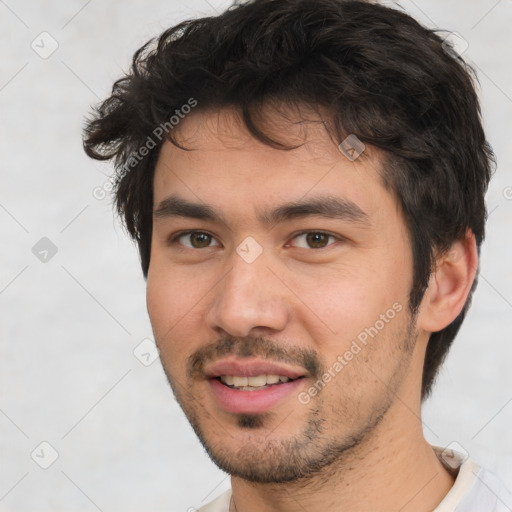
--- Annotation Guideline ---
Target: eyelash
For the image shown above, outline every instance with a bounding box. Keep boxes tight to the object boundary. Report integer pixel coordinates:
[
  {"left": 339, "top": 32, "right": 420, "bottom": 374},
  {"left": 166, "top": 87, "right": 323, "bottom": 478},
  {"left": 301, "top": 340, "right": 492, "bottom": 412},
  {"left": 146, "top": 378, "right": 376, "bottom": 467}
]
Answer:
[{"left": 168, "top": 230, "right": 342, "bottom": 250}]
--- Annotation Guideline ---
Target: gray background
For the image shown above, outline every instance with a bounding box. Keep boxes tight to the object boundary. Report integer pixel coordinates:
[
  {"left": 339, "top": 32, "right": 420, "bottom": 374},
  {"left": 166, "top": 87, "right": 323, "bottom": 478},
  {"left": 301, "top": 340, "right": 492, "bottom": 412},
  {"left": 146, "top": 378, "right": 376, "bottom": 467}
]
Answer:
[{"left": 0, "top": 1, "right": 510, "bottom": 511}]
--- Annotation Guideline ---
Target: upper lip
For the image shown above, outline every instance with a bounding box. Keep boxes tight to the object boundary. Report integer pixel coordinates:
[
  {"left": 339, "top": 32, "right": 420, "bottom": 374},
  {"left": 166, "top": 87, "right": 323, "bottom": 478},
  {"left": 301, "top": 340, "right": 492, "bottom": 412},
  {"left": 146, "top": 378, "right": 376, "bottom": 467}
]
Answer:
[{"left": 203, "top": 358, "right": 307, "bottom": 380}]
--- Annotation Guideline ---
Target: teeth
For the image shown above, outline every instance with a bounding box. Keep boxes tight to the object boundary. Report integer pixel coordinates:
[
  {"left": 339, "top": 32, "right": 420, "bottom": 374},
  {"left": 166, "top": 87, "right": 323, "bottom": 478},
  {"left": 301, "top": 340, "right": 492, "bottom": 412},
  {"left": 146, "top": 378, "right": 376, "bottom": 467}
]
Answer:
[
  {"left": 222, "top": 375, "right": 234, "bottom": 386},
  {"left": 232, "top": 376, "right": 248, "bottom": 387},
  {"left": 219, "top": 374, "right": 292, "bottom": 388},
  {"left": 247, "top": 375, "right": 267, "bottom": 387},
  {"left": 266, "top": 375, "right": 280, "bottom": 385}
]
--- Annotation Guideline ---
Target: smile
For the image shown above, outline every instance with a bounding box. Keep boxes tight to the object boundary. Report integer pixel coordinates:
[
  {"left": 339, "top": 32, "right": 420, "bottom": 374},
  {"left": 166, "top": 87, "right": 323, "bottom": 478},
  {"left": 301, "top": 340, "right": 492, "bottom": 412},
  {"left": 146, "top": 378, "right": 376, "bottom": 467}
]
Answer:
[
  {"left": 203, "top": 358, "right": 308, "bottom": 414},
  {"left": 218, "top": 374, "right": 299, "bottom": 390}
]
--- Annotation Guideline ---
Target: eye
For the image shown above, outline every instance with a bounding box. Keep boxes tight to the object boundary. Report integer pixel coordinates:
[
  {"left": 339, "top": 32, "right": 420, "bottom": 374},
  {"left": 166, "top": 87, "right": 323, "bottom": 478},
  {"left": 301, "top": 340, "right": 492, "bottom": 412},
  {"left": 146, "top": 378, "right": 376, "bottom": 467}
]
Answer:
[
  {"left": 171, "top": 231, "right": 221, "bottom": 249},
  {"left": 289, "top": 231, "right": 340, "bottom": 249}
]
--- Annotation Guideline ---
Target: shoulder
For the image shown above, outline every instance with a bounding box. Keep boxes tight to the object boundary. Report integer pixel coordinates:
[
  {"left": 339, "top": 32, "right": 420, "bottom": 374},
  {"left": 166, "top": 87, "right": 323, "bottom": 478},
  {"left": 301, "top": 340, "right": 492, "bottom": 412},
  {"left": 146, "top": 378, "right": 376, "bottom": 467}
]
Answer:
[
  {"left": 432, "top": 446, "right": 512, "bottom": 512},
  {"left": 459, "top": 466, "right": 512, "bottom": 512},
  {"left": 197, "top": 489, "right": 232, "bottom": 512}
]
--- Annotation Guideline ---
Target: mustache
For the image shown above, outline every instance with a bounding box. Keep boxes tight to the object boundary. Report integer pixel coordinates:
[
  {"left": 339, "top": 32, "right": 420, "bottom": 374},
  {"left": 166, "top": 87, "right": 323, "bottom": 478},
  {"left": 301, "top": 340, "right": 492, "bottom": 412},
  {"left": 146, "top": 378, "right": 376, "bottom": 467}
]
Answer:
[{"left": 187, "top": 336, "right": 324, "bottom": 381}]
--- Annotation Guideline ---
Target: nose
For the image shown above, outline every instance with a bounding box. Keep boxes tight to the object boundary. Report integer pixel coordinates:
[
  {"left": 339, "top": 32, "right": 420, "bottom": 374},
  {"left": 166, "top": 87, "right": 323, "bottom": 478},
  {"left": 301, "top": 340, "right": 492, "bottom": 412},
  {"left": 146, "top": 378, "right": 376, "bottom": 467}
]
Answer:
[{"left": 205, "top": 245, "right": 290, "bottom": 338}]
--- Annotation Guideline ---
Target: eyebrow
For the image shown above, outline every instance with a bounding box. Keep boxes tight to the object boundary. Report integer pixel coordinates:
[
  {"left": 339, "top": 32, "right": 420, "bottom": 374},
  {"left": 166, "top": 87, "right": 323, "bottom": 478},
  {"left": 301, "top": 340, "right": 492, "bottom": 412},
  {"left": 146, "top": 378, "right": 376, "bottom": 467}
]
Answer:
[{"left": 153, "top": 194, "right": 371, "bottom": 227}]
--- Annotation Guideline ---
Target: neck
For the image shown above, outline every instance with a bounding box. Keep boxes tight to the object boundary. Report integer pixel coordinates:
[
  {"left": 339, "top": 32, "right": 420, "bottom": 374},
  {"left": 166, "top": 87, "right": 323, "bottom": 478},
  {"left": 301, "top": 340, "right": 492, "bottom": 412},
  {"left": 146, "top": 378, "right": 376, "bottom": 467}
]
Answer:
[{"left": 229, "top": 390, "right": 454, "bottom": 512}]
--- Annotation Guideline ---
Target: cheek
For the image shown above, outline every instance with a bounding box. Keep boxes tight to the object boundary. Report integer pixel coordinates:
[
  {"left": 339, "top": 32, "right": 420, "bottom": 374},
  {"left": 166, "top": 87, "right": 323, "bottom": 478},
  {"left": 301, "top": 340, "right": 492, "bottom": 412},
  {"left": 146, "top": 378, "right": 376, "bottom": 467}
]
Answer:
[
  {"left": 146, "top": 262, "right": 189, "bottom": 342},
  {"left": 296, "top": 272, "right": 411, "bottom": 388},
  {"left": 289, "top": 264, "right": 398, "bottom": 343},
  {"left": 146, "top": 270, "right": 190, "bottom": 383},
  {"left": 146, "top": 266, "right": 167, "bottom": 329},
  {"left": 146, "top": 257, "right": 214, "bottom": 362}
]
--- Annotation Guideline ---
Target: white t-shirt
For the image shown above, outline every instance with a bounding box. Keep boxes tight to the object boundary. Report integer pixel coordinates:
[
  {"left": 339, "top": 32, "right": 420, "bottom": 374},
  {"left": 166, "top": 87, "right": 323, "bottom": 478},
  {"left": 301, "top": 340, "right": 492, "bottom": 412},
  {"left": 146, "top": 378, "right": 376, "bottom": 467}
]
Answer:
[{"left": 197, "top": 446, "right": 511, "bottom": 512}]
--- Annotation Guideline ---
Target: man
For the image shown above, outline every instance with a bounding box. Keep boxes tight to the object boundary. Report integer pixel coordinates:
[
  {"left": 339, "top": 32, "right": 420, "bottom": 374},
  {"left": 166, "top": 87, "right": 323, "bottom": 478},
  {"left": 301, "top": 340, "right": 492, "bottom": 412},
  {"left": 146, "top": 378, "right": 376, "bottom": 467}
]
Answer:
[{"left": 83, "top": 0, "right": 511, "bottom": 510}]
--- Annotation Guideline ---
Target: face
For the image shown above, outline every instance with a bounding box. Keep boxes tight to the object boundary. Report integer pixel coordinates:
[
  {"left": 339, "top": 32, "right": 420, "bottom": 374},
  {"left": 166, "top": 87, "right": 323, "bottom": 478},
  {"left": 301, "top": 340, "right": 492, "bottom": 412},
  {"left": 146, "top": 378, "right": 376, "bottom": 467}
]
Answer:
[{"left": 147, "top": 107, "right": 419, "bottom": 483}]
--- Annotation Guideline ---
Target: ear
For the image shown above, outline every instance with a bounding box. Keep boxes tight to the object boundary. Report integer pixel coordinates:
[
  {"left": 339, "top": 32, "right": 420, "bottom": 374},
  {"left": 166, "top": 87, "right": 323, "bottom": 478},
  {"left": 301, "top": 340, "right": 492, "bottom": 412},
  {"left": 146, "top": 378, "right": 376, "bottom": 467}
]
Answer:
[{"left": 417, "top": 229, "right": 478, "bottom": 333}]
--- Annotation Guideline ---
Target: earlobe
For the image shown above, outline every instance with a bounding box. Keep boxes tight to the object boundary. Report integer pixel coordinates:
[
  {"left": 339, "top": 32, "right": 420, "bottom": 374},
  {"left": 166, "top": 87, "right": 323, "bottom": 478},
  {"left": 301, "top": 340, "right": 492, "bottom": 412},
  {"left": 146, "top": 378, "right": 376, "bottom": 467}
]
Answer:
[{"left": 418, "top": 230, "right": 478, "bottom": 333}]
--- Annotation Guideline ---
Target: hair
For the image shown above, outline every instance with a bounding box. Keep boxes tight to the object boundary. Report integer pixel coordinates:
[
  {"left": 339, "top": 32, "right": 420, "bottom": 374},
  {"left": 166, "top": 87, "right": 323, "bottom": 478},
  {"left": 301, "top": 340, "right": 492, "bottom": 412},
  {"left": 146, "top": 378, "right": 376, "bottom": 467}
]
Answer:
[{"left": 83, "top": 0, "right": 495, "bottom": 400}]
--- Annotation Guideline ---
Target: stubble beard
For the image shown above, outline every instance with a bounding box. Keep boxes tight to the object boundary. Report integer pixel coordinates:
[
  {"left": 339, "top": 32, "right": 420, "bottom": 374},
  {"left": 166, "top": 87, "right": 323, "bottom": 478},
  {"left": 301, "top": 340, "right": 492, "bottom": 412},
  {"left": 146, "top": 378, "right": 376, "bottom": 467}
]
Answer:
[{"left": 159, "top": 315, "right": 418, "bottom": 484}]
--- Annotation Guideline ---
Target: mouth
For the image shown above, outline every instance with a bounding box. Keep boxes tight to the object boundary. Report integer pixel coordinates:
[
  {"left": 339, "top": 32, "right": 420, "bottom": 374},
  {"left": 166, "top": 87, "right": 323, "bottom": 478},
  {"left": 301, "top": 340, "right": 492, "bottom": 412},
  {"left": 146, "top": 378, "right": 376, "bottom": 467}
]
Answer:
[
  {"left": 215, "top": 374, "right": 305, "bottom": 391},
  {"left": 204, "top": 359, "right": 308, "bottom": 414}
]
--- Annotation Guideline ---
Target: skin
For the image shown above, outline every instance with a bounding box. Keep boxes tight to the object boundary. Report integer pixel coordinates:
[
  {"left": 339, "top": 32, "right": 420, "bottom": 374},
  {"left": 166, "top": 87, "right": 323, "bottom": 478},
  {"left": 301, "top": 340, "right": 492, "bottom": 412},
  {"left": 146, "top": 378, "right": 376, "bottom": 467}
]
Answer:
[{"left": 146, "top": 106, "right": 477, "bottom": 512}]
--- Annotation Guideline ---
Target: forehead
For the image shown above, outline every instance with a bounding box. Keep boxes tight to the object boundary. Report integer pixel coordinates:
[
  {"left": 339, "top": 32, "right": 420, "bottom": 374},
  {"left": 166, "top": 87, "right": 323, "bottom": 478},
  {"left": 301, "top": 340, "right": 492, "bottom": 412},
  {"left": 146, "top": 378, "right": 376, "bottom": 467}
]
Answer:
[{"left": 152, "top": 107, "right": 397, "bottom": 226}]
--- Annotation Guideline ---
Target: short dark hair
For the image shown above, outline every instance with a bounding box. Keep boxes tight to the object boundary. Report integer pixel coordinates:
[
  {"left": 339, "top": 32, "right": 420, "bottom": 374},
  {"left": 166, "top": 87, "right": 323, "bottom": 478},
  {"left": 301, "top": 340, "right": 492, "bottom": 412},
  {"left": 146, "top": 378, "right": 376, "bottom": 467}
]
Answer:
[{"left": 83, "top": 0, "right": 495, "bottom": 400}]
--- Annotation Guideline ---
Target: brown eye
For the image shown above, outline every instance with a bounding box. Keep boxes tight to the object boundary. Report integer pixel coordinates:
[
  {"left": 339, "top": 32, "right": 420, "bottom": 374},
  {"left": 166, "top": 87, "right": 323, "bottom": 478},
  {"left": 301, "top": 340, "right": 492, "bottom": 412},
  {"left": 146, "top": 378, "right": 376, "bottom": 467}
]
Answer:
[
  {"left": 190, "top": 233, "right": 212, "bottom": 248},
  {"left": 290, "top": 231, "right": 338, "bottom": 249},
  {"left": 174, "top": 231, "right": 220, "bottom": 249},
  {"left": 306, "top": 232, "right": 329, "bottom": 248}
]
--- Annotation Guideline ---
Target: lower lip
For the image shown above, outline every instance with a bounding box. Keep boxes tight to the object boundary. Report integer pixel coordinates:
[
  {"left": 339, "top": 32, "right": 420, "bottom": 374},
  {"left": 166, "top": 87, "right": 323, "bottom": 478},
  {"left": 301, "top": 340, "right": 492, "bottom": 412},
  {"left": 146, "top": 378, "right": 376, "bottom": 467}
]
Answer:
[{"left": 208, "top": 378, "right": 305, "bottom": 414}]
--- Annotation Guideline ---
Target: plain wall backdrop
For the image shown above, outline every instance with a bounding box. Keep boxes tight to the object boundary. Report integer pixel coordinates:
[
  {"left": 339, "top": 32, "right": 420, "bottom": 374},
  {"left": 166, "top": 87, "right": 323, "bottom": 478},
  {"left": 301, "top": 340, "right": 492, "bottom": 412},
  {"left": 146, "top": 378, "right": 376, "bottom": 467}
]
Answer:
[{"left": 1, "top": 1, "right": 511, "bottom": 511}]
